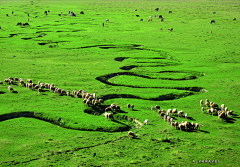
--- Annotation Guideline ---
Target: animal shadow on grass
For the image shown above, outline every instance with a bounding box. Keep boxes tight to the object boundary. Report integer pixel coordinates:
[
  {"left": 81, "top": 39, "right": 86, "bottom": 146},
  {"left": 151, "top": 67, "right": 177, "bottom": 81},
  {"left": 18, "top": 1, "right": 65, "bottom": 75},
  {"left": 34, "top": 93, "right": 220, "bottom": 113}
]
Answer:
[
  {"left": 187, "top": 116, "right": 195, "bottom": 121},
  {"left": 0, "top": 91, "right": 6, "bottom": 94},
  {"left": 13, "top": 90, "right": 18, "bottom": 94},
  {"left": 225, "top": 117, "right": 236, "bottom": 123},
  {"left": 131, "top": 109, "right": 139, "bottom": 111},
  {"left": 198, "top": 130, "right": 209, "bottom": 133}
]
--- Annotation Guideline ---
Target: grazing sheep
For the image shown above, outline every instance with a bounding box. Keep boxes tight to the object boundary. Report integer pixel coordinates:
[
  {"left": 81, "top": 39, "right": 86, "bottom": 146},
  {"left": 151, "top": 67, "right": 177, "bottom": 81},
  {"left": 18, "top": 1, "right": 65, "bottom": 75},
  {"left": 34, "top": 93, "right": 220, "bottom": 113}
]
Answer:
[
  {"left": 206, "top": 99, "right": 209, "bottom": 103},
  {"left": 161, "top": 109, "right": 165, "bottom": 113},
  {"left": 106, "top": 112, "right": 114, "bottom": 120},
  {"left": 218, "top": 112, "right": 226, "bottom": 121},
  {"left": 167, "top": 109, "right": 172, "bottom": 114},
  {"left": 4, "top": 79, "right": 9, "bottom": 83},
  {"left": 67, "top": 90, "right": 70, "bottom": 96},
  {"left": 149, "top": 15, "right": 152, "bottom": 19},
  {"left": 99, "top": 99, "right": 104, "bottom": 104},
  {"left": 179, "top": 124, "right": 184, "bottom": 131},
  {"left": 163, "top": 115, "right": 167, "bottom": 121},
  {"left": 83, "top": 98, "right": 87, "bottom": 105},
  {"left": 116, "top": 105, "right": 121, "bottom": 112},
  {"left": 155, "top": 105, "right": 160, "bottom": 110},
  {"left": 212, "top": 103, "right": 219, "bottom": 109},
  {"left": 140, "top": 19, "right": 143, "bottom": 22},
  {"left": 233, "top": 18, "right": 236, "bottom": 21},
  {"left": 144, "top": 119, "right": 149, "bottom": 125},
  {"left": 201, "top": 107, "right": 204, "bottom": 113},
  {"left": 93, "top": 93, "right": 96, "bottom": 99},
  {"left": 151, "top": 107, "right": 156, "bottom": 112},
  {"left": 205, "top": 102, "right": 209, "bottom": 108},
  {"left": 8, "top": 86, "right": 13, "bottom": 92},
  {"left": 207, "top": 109, "right": 211, "bottom": 114},
  {"left": 166, "top": 111, "right": 170, "bottom": 116},
  {"left": 27, "top": 79, "right": 32, "bottom": 83},
  {"left": 225, "top": 107, "right": 228, "bottom": 112},
  {"left": 131, "top": 104, "right": 134, "bottom": 110},
  {"left": 229, "top": 110, "right": 233, "bottom": 117},
  {"left": 106, "top": 19, "right": 109, "bottom": 22},
  {"left": 160, "top": 28, "right": 162, "bottom": 31},
  {"left": 105, "top": 107, "right": 112, "bottom": 112},
  {"left": 159, "top": 111, "right": 165, "bottom": 117},
  {"left": 178, "top": 110, "right": 183, "bottom": 117},
  {"left": 155, "top": 8, "right": 159, "bottom": 11},
  {"left": 128, "top": 131, "right": 137, "bottom": 138},
  {"left": 185, "top": 113, "right": 188, "bottom": 119},
  {"left": 210, "top": 101, "right": 213, "bottom": 107},
  {"left": 38, "top": 88, "right": 41, "bottom": 94},
  {"left": 174, "top": 122, "right": 179, "bottom": 130},
  {"left": 200, "top": 100, "right": 203, "bottom": 106},
  {"left": 167, "top": 116, "right": 171, "bottom": 123},
  {"left": 168, "top": 28, "right": 173, "bottom": 31},
  {"left": 61, "top": 89, "right": 66, "bottom": 95},
  {"left": 155, "top": 14, "right": 158, "bottom": 18},
  {"left": 170, "top": 117, "right": 173, "bottom": 123},
  {"left": 184, "top": 121, "right": 190, "bottom": 131},
  {"left": 171, "top": 122, "right": 174, "bottom": 127},
  {"left": 86, "top": 99, "right": 91, "bottom": 106},
  {"left": 221, "top": 104, "right": 225, "bottom": 111},
  {"left": 0, "top": 81, "right": 3, "bottom": 85},
  {"left": 172, "top": 108, "right": 177, "bottom": 116},
  {"left": 195, "top": 123, "right": 200, "bottom": 131}
]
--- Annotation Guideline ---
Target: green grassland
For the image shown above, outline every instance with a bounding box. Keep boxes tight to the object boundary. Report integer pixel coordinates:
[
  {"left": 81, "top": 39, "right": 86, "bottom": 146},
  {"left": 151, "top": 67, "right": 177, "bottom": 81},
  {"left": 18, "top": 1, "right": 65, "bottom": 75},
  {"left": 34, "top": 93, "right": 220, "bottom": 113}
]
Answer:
[{"left": 0, "top": 0, "right": 240, "bottom": 166}]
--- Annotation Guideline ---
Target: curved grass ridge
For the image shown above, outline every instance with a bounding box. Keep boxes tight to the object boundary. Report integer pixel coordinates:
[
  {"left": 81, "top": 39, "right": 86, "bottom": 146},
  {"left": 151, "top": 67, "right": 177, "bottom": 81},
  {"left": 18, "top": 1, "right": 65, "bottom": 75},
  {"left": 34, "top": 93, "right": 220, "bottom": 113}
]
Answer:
[{"left": 0, "top": 111, "right": 144, "bottom": 132}]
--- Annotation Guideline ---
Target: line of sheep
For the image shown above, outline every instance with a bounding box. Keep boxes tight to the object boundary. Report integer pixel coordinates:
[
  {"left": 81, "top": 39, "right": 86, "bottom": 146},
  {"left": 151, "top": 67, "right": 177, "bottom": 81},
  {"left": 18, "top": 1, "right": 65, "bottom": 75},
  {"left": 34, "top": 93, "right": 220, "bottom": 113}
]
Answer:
[{"left": 200, "top": 99, "right": 233, "bottom": 121}]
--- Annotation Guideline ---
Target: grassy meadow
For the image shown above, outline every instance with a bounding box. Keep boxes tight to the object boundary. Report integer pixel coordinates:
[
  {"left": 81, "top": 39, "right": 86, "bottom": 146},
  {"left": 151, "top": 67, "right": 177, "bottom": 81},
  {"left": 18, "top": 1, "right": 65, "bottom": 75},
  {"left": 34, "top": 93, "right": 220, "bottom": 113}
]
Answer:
[{"left": 0, "top": 0, "right": 240, "bottom": 166}]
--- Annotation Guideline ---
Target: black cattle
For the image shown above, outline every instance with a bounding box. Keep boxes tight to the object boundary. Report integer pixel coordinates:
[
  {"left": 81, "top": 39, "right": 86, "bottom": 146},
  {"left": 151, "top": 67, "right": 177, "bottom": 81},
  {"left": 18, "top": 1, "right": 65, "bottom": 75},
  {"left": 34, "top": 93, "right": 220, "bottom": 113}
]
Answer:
[
  {"left": 233, "top": 18, "right": 236, "bottom": 21},
  {"left": 213, "top": 12, "right": 216, "bottom": 14},
  {"left": 211, "top": 20, "right": 215, "bottom": 24},
  {"left": 136, "top": 15, "right": 139, "bottom": 17},
  {"left": 17, "top": 22, "right": 22, "bottom": 26},
  {"left": 12, "top": 11, "right": 14, "bottom": 14},
  {"left": 6, "top": 14, "right": 9, "bottom": 17},
  {"left": 169, "top": 11, "right": 172, "bottom": 13},
  {"left": 159, "top": 15, "right": 163, "bottom": 19},
  {"left": 140, "top": 19, "right": 143, "bottom": 22},
  {"left": 155, "top": 8, "right": 159, "bottom": 11},
  {"left": 80, "top": 11, "right": 84, "bottom": 14}
]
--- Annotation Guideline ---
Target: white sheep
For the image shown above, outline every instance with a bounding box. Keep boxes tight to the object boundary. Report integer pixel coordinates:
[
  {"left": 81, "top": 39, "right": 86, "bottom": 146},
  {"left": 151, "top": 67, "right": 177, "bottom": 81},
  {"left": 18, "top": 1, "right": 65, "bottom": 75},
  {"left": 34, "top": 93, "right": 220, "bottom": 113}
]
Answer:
[
  {"left": 131, "top": 104, "right": 134, "bottom": 110},
  {"left": 200, "top": 100, "right": 203, "bottom": 106},
  {"left": 144, "top": 119, "right": 149, "bottom": 125},
  {"left": 0, "top": 81, "right": 3, "bottom": 85},
  {"left": 167, "top": 116, "right": 171, "bottom": 122},
  {"left": 172, "top": 108, "right": 177, "bottom": 115},
  {"left": 185, "top": 113, "right": 188, "bottom": 119},
  {"left": 195, "top": 123, "right": 200, "bottom": 131},
  {"left": 163, "top": 115, "right": 167, "bottom": 121},
  {"left": 93, "top": 93, "right": 96, "bottom": 99},
  {"left": 206, "top": 102, "right": 209, "bottom": 108},
  {"left": 8, "top": 86, "right": 13, "bottom": 92},
  {"left": 201, "top": 107, "right": 204, "bottom": 113},
  {"left": 149, "top": 15, "right": 152, "bottom": 19},
  {"left": 67, "top": 90, "right": 70, "bottom": 96},
  {"left": 170, "top": 117, "right": 173, "bottom": 123}
]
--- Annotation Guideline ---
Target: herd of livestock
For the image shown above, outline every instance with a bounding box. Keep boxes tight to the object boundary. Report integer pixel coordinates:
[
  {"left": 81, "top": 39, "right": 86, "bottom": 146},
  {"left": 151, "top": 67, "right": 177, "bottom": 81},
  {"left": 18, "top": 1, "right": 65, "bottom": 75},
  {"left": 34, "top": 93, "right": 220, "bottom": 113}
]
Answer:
[{"left": 1, "top": 76, "right": 234, "bottom": 138}]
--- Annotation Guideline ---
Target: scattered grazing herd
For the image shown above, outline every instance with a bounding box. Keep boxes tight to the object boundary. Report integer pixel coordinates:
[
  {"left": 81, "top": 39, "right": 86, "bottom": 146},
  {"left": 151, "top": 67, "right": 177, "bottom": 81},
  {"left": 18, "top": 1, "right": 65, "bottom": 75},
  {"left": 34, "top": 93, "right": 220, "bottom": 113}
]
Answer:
[{"left": 1, "top": 76, "right": 235, "bottom": 139}]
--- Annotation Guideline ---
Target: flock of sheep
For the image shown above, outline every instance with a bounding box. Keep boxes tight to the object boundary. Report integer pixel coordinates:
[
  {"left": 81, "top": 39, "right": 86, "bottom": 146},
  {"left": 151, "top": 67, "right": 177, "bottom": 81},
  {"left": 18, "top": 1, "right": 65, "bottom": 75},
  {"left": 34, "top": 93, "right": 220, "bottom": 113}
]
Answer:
[
  {"left": 200, "top": 99, "right": 233, "bottom": 121},
  {"left": 1, "top": 77, "right": 234, "bottom": 139}
]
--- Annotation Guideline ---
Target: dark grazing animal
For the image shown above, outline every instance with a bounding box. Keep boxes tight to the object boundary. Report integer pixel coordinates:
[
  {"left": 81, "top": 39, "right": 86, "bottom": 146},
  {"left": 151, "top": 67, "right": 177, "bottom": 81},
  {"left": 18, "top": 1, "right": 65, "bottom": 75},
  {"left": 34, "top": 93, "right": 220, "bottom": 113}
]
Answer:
[
  {"left": 80, "top": 11, "right": 84, "bottom": 14},
  {"left": 155, "top": 8, "right": 159, "bottom": 11},
  {"left": 211, "top": 20, "right": 215, "bottom": 23},
  {"left": 169, "top": 11, "right": 172, "bottom": 13},
  {"left": 136, "top": 15, "right": 139, "bottom": 17},
  {"left": 140, "top": 19, "right": 143, "bottom": 21},
  {"left": 159, "top": 15, "right": 163, "bottom": 19}
]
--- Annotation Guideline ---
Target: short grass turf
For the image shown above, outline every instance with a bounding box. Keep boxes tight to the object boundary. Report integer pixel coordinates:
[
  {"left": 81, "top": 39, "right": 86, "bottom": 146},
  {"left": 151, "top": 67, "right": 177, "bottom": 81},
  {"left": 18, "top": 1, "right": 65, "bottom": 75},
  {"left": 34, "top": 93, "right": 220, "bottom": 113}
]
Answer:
[{"left": 0, "top": 0, "right": 240, "bottom": 166}]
